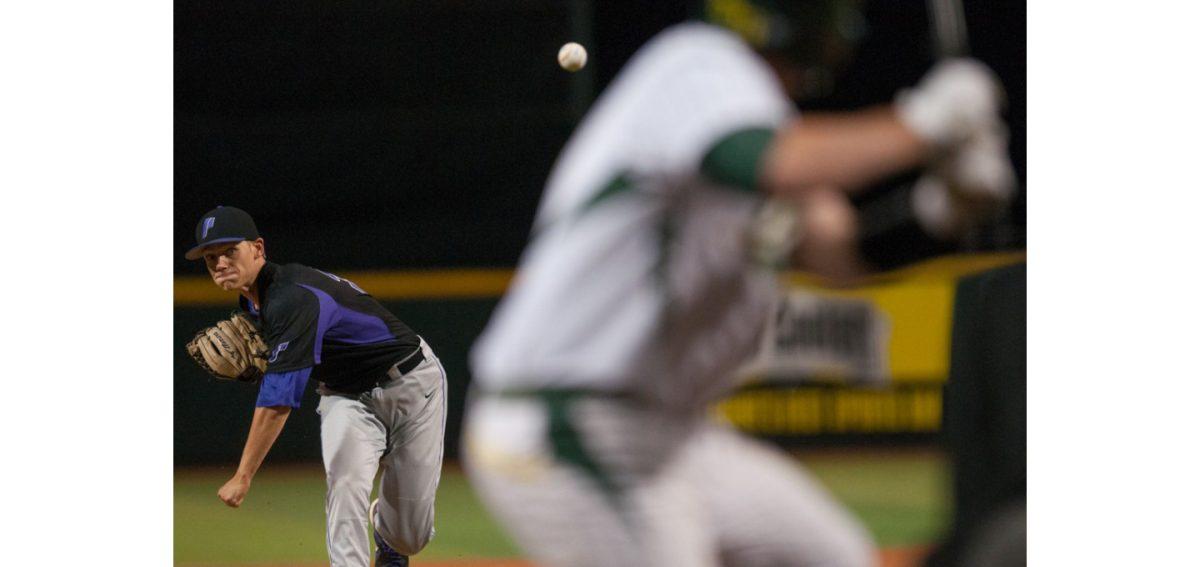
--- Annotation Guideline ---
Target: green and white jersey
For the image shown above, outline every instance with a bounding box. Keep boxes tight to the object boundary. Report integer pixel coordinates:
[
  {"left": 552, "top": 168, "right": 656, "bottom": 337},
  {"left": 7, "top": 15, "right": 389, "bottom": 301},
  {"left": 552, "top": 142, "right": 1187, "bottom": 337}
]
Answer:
[{"left": 472, "top": 23, "right": 795, "bottom": 407}]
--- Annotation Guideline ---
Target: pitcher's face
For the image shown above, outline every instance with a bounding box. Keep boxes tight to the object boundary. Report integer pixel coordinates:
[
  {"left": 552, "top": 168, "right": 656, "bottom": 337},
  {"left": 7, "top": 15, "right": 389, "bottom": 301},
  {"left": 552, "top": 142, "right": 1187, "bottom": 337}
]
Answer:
[{"left": 203, "top": 240, "right": 263, "bottom": 291}]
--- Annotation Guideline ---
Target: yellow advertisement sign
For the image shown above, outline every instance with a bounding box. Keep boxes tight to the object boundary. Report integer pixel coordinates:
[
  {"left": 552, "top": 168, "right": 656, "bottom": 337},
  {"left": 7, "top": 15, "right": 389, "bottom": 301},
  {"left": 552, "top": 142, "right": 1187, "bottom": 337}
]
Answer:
[
  {"left": 749, "top": 251, "right": 1025, "bottom": 385},
  {"left": 722, "top": 252, "right": 1024, "bottom": 436}
]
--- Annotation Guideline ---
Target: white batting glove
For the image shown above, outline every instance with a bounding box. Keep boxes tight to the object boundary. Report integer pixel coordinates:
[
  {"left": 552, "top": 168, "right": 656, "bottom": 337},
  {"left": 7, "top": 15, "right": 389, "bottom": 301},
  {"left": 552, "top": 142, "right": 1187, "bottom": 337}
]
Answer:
[
  {"left": 912, "top": 123, "right": 1017, "bottom": 239},
  {"left": 942, "top": 123, "right": 1016, "bottom": 202},
  {"left": 896, "top": 58, "right": 1005, "bottom": 148}
]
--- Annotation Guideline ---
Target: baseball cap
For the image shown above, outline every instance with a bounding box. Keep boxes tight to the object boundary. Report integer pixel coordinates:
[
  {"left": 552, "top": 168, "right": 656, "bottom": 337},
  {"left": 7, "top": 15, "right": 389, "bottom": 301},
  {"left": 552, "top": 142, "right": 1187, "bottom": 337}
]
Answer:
[{"left": 184, "top": 206, "right": 261, "bottom": 260}]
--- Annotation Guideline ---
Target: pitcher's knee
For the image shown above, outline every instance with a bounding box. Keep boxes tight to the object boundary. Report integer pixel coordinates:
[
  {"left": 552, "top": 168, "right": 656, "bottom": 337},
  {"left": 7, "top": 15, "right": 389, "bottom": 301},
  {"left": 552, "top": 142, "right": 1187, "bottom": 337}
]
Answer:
[
  {"left": 378, "top": 521, "right": 435, "bottom": 556},
  {"left": 327, "top": 473, "right": 370, "bottom": 496}
]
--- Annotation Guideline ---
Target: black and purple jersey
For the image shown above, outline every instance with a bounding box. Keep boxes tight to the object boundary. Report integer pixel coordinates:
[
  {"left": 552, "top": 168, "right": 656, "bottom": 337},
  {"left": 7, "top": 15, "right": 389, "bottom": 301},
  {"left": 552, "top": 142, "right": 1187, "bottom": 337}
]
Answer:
[{"left": 241, "top": 262, "right": 421, "bottom": 406}]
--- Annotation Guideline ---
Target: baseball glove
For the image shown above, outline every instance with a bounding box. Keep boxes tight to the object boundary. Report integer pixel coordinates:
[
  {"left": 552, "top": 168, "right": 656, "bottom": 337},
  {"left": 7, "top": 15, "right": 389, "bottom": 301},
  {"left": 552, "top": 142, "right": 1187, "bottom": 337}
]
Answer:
[{"left": 186, "top": 311, "right": 269, "bottom": 383}]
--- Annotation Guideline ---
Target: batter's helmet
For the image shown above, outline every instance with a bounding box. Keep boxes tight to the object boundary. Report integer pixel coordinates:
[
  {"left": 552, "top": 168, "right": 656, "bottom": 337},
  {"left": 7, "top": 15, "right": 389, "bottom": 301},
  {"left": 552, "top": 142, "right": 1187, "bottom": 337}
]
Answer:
[{"left": 702, "top": 0, "right": 867, "bottom": 97}]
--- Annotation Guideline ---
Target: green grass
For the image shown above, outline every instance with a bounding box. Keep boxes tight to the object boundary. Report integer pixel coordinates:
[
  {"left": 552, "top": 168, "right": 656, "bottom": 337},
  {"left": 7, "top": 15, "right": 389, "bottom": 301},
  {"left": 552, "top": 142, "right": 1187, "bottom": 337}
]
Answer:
[
  {"left": 799, "top": 450, "right": 950, "bottom": 548},
  {"left": 175, "top": 468, "right": 329, "bottom": 565},
  {"left": 175, "top": 467, "right": 517, "bottom": 565},
  {"left": 175, "top": 450, "right": 947, "bottom": 565}
]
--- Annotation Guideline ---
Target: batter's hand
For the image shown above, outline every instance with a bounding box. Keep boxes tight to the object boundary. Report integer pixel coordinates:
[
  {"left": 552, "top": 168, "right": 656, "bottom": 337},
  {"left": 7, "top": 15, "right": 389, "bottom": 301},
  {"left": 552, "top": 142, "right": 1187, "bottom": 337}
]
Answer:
[
  {"left": 218, "top": 476, "right": 251, "bottom": 508},
  {"left": 896, "top": 58, "right": 1004, "bottom": 148}
]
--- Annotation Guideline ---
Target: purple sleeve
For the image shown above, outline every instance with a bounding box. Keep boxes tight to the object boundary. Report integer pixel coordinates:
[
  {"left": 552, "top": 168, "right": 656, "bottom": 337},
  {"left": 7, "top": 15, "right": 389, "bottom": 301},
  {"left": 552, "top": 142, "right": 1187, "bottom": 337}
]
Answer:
[{"left": 255, "top": 367, "right": 313, "bottom": 408}]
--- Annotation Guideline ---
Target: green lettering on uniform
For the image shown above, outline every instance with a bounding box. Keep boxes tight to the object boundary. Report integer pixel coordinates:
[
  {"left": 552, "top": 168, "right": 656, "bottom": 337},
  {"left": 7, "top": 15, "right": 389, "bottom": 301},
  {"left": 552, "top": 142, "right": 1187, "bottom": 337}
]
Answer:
[{"left": 699, "top": 127, "right": 776, "bottom": 192}]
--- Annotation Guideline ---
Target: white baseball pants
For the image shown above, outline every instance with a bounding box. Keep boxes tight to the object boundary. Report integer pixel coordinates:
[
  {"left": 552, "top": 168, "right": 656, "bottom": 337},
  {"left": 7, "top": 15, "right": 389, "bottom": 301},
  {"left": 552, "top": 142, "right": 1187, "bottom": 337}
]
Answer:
[
  {"left": 317, "top": 339, "right": 447, "bottom": 567},
  {"left": 463, "top": 394, "right": 874, "bottom": 567}
]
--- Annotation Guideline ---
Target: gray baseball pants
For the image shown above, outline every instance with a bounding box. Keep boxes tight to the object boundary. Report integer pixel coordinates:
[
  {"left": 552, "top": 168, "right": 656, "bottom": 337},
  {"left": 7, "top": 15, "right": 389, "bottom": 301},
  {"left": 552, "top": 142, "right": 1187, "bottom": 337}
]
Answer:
[
  {"left": 317, "top": 339, "right": 447, "bottom": 567},
  {"left": 463, "top": 394, "right": 874, "bottom": 567}
]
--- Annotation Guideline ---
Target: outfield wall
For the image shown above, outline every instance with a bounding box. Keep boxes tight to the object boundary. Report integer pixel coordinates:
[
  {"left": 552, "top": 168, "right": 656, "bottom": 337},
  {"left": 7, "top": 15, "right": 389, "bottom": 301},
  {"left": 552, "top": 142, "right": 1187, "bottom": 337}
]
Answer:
[{"left": 174, "top": 253, "right": 1024, "bottom": 465}]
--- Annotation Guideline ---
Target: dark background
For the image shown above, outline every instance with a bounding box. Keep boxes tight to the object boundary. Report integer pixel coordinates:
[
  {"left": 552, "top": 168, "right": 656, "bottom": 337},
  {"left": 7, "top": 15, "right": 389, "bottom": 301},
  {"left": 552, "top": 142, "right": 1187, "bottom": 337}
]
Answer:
[
  {"left": 174, "top": 0, "right": 1026, "bottom": 464},
  {"left": 175, "top": 0, "right": 1025, "bottom": 275}
]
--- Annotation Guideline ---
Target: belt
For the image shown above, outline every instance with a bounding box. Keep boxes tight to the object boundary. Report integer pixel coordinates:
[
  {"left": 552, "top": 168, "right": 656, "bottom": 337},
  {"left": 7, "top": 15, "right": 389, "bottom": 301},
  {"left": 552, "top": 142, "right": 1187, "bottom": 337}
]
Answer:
[
  {"left": 316, "top": 345, "right": 427, "bottom": 398},
  {"left": 383, "top": 346, "right": 426, "bottom": 383}
]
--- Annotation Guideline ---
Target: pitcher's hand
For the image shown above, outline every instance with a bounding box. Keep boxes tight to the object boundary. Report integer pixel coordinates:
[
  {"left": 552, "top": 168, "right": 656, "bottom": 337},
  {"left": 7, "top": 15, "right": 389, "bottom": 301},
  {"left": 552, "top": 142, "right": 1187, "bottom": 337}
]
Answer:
[{"left": 218, "top": 476, "right": 251, "bottom": 508}]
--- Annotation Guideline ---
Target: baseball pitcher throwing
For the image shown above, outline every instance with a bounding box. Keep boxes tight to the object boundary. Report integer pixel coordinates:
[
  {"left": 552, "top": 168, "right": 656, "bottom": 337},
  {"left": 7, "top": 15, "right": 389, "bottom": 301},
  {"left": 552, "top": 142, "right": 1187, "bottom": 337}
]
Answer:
[{"left": 184, "top": 206, "right": 446, "bottom": 567}]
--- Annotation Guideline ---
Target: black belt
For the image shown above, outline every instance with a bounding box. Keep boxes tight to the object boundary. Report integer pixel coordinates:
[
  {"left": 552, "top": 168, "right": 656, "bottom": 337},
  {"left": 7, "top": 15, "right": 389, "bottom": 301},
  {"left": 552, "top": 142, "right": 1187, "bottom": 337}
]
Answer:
[
  {"left": 383, "top": 347, "right": 425, "bottom": 383},
  {"left": 318, "top": 345, "right": 427, "bottom": 398}
]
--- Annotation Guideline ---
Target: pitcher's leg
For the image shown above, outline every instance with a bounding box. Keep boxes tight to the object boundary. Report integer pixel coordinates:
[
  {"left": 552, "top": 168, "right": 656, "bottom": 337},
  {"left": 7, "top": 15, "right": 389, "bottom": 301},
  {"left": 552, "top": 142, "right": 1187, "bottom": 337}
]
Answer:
[
  {"left": 318, "top": 394, "right": 387, "bottom": 567},
  {"left": 374, "top": 352, "right": 447, "bottom": 555}
]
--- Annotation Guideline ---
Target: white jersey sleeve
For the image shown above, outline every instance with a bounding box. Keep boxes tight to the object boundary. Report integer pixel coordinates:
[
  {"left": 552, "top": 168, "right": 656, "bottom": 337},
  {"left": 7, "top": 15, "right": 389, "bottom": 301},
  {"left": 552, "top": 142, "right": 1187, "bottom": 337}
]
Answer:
[
  {"left": 630, "top": 23, "right": 795, "bottom": 181},
  {"left": 472, "top": 24, "right": 793, "bottom": 398},
  {"left": 534, "top": 23, "right": 795, "bottom": 228}
]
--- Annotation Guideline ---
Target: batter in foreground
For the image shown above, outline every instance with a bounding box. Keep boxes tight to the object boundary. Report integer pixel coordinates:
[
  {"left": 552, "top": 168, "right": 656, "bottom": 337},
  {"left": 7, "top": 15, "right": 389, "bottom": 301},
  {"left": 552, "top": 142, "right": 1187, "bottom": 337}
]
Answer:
[{"left": 463, "top": 1, "right": 1012, "bottom": 566}]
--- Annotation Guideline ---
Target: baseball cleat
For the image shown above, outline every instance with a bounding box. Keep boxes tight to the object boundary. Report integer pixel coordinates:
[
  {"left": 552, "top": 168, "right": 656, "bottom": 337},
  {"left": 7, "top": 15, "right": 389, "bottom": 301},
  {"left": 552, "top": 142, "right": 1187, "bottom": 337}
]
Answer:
[
  {"left": 370, "top": 499, "right": 409, "bottom": 566},
  {"left": 374, "top": 529, "right": 409, "bottom": 567}
]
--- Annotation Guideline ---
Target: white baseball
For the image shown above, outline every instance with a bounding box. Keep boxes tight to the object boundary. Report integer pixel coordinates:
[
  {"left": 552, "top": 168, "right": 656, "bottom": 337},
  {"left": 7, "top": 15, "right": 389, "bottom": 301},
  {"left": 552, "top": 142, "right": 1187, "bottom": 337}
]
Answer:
[{"left": 557, "top": 42, "right": 587, "bottom": 72}]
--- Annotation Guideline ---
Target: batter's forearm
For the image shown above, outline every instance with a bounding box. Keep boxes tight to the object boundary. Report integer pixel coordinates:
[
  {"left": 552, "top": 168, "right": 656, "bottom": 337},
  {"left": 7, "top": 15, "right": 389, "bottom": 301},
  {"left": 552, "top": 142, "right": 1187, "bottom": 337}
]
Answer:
[
  {"left": 761, "top": 106, "right": 928, "bottom": 195},
  {"left": 234, "top": 406, "right": 292, "bottom": 481}
]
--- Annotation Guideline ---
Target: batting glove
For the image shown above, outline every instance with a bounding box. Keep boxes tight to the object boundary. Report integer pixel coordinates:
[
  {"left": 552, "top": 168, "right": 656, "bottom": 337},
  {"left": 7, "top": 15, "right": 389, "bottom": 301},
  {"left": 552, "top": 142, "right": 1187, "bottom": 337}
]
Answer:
[
  {"left": 912, "top": 122, "right": 1017, "bottom": 239},
  {"left": 896, "top": 58, "right": 1005, "bottom": 148}
]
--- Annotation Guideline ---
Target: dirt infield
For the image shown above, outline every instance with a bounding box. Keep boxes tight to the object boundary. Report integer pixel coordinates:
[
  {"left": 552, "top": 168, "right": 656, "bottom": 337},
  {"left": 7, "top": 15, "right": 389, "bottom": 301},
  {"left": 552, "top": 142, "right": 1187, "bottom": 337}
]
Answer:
[{"left": 184, "top": 545, "right": 929, "bottom": 567}]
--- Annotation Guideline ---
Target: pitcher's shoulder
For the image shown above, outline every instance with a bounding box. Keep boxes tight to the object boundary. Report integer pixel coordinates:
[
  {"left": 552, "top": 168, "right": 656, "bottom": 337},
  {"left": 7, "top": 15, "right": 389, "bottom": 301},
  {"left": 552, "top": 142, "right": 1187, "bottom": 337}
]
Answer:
[{"left": 272, "top": 262, "right": 337, "bottom": 287}]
